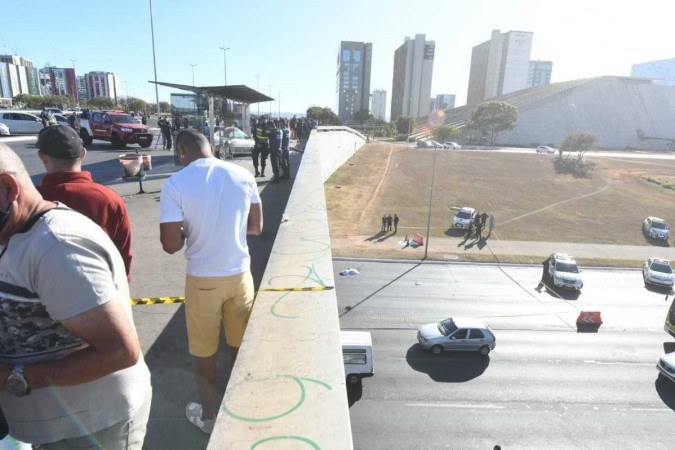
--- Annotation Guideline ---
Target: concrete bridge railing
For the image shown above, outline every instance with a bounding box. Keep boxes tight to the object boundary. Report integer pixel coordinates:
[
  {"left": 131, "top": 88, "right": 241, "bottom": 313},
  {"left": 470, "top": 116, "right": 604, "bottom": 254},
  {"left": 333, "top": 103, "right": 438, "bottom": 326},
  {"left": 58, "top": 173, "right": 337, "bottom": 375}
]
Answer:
[{"left": 208, "top": 127, "right": 366, "bottom": 449}]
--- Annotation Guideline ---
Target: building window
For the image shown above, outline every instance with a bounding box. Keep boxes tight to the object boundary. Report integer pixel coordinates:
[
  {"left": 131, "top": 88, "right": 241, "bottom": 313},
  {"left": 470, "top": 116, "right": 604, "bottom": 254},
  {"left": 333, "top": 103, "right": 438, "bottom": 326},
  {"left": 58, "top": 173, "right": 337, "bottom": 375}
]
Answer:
[
  {"left": 354, "top": 50, "right": 361, "bottom": 63},
  {"left": 342, "top": 49, "right": 351, "bottom": 62}
]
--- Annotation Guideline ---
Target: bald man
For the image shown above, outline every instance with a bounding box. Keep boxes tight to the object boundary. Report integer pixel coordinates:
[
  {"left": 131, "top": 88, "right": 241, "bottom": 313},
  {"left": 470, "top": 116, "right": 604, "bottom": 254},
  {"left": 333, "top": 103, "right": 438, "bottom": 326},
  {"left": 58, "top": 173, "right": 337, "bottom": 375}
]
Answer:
[
  {"left": 0, "top": 143, "right": 151, "bottom": 448},
  {"left": 159, "top": 129, "right": 263, "bottom": 434}
]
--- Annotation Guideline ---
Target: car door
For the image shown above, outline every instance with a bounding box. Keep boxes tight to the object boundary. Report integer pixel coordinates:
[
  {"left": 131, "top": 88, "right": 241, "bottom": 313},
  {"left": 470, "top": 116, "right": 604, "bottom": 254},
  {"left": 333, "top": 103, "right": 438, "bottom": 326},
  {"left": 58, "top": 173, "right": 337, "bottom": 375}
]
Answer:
[
  {"left": 90, "top": 112, "right": 106, "bottom": 138},
  {"left": 19, "top": 113, "right": 43, "bottom": 134},
  {"left": 446, "top": 328, "right": 468, "bottom": 351},
  {"left": 467, "top": 329, "right": 487, "bottom": 351},
  {"left": 643, "top": 259, "right": 651, "bottom": 279},
  {"left": 0, "top": 113, "right": 18, "bottom": 133}
]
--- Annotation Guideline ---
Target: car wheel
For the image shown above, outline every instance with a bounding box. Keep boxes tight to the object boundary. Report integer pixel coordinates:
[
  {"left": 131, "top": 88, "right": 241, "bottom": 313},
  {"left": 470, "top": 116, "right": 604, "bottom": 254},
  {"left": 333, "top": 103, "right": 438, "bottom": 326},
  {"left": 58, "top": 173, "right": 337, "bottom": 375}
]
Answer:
[
  {"left": 430, "top": 345, "right": 443, "bottom": 355},
  {"left": 347, "top": 374, "right": 360, "bottom": 385},
  {"left": 140, "top": 141, "right": 152, "bottom": 148},
  {"left": 111, "top": 134, "right": 125, "bottom": 149},
  {"left": 479, "top": 346, "right": 491, "bottom": 356},
  {"left": 80, "top": 129, "right": 93, "bottom": 146}
]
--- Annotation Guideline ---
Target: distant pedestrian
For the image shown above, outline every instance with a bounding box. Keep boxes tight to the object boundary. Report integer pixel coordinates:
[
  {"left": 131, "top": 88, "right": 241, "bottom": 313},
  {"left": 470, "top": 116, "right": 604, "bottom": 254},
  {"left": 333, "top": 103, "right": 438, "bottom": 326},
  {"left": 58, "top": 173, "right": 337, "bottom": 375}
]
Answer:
[
  {"left": 476, "top": 220, "right": 483, "bottom": 240},
  {"left": 393, "top": 214, "right": 399, "bottom": 233},
  {"left": 158, "top": 116, "right": 173, "bottom": 150},
  {"left": 141, "top": 113, "right": 148, "bottom": 125},
  {"left": 387, "top": 214, "right": 393, "bottom": 231},
  {"left": 465, "top": 220, "right": 474, "bottom": 239},
  {"left": 280, "top": 119, "right": 291, "bottom": 179},
  {"left": 40, "top": 107, "right": 50, "bottom": 128},
  {"left": 182, "top": 115, "right": 190, "bottom": 129},
  {"left": 480, "top": 211, "right": 488, "bottom": 228},
  {"left": 404, "top": 233, "right": 409, "bottom": 247},
  {"left": 488, "top": 214, "right": 496, "bottom": 237},
  {"left": 381, "top": 215, "right": 387, "bottom": 232},
  {"left": 536, "top": 256, "right": 551, "bottom": 292}
]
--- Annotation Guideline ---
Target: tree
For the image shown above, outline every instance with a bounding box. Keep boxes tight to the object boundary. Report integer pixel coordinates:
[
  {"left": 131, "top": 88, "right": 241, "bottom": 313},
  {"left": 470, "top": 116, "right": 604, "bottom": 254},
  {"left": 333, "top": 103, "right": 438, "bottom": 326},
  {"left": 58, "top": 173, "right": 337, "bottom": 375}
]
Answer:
[
  {"left": 433, "top": 124, "right": 461, "bottom": 143},
  {"left": 467, "top": 101, "right": 518, "bottom": 145},
  {"left": 559, "top": 131, "right": 598, "bottom": 160},
  {"left": 306, "top": 106, "right": 341, "bottom": 125},
  {"left": 86, "top": 96, "right": 116, "bottom": 110},
  {"left": 159, "top": 101, "right": 171, "bottom": 114},
  {"left": 352, "top": 109, "right": 373, "bottom": 123},
  {"left": 395, "top": 116, "right": 416, "bottom": 136},
  {"left": 126, "top": 97, "right": 148, "bottom": 114}
]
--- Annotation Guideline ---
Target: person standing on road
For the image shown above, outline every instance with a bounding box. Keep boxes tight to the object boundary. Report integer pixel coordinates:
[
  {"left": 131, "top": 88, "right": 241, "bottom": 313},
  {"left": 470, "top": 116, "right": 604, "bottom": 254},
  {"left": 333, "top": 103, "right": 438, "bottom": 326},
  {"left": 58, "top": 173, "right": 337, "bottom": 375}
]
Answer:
[
  {"left": 480, "top": 211, "right": 488, "bottom": 229},
  {"left": 536, "top": 256, "right": 552, "bottom": 292},
  {"left": 40, "top": 107, "right": 50, "bottom": 128},
  {"left": 393, "top": 214, "right": 399, "bottom": 233},
  {"left": 267, "top": 120, "right": 282, "bottom": 182},
  {"left": 253, "top": 120, "right": 269, "bottom": 177},
  {"left": 158, "top": 116, "right": 173, "bottom": 151},
  {"left": 36, "top": 125, "right": 133, "bottom": 280},
  {"left": 159, "top": 129, "right": 263, "bottom": 435},
  {"left": 0, "top": 143, "right": 152, "bottom": 449},
  {"left": 280, "top": 119, "right": 291, "bottom": 179},
  {"left": 476, "top": 219, "right": 483, "bottom": 241}
]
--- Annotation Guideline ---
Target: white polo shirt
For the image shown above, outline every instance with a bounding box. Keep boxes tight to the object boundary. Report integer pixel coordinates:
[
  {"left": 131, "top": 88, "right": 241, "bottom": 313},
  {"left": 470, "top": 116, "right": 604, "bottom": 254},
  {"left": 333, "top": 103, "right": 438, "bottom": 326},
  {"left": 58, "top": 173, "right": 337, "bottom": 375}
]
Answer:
[{"left": 159, "top": 157, "right": 261, "bottom": 277}]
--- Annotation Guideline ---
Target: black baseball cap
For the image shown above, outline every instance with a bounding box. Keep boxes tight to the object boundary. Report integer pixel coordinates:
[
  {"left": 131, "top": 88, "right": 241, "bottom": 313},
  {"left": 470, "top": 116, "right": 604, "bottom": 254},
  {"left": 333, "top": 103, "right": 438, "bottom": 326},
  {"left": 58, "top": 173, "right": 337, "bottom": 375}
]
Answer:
[{"left": 38, "top": 125, "right": 84, "bottom": 159}]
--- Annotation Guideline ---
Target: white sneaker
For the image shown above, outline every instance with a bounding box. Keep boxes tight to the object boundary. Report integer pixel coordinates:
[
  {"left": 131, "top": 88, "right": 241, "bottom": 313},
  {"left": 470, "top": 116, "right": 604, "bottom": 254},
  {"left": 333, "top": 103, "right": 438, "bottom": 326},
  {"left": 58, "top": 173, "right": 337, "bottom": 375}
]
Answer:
[{"left": 185, "top": 402, "right": 215, "bottom": 434}]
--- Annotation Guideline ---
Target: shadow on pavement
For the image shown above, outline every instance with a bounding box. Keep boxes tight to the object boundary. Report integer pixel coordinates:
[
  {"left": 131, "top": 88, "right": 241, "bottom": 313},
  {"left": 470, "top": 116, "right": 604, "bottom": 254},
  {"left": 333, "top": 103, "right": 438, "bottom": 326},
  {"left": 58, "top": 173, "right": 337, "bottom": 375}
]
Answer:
[
  {"left": 644, "top": 283, "right": 674, "bottom": 296},
  {"left": 347, "top": 384, "right": 363, "bottom": 407},
  {"left": 545, "top": 286, "right": 581, "bottom": 301},
  {"left": 405, "top": 344, "right": 489, "bottom": 382},
  {"left": 444, "top": 227, "right": 466, "bottom": 238},
  {"left": 655, "top": 375, "right": 675, "bottom": 411},
  {"left": 365, "top": 231, "right": 386, "bottom": 241}
]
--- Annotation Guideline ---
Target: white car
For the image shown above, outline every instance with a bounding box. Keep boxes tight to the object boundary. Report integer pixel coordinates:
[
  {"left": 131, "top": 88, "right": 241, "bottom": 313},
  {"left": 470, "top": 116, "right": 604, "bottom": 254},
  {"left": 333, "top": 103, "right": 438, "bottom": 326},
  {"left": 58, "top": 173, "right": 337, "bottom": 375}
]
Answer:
[
  {"left": 429, "top": 140, "right": 443, "bottom": 148},
  {"left": 548, "top": 253, "right": 583, "bottom": 290},
  {"left": 643, "top": 258, "right": 674, "bottom": 288},
  {"left": 0, "top": 111, "right": 43, "bottom": 134},
  {"left": 643, "top": 217, "right": 670, "bottom": 241},
  {"left": 443, "top": 141, "right": 461, "bottom": 149},
  {"left": 417, "top": 317, "right": 496, "bottom": 356},
  {"left": 536, "top": 145, "right": 556, "bottom": 154},
  {"left": 416, "top": 139, "right": 433, "bottom": 148},
  {"left": 657, "top": 353, "right": 675, "bottom": 383},
  {"left": 0, "top": 122, "right": 9, "bottom": 136},
  {"left": 218, "top": 126, "right": 254, "bottom": 157},
  {"left": 452, "top": 207, "right": 476, "bottom": 229}
]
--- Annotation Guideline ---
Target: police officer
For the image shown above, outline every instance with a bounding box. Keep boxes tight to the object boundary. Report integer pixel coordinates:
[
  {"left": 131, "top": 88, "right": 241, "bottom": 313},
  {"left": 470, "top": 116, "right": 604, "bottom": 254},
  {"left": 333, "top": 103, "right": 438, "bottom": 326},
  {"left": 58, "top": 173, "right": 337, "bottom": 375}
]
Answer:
[
  {"left": 280, "top": 119, "right": 291, "bottom": 179},
  {"left": 267, "top": 120, "right": 282, "bottom": 182},
  {"left": 253, "top": 118, "right": 269, "bottom": 177}
]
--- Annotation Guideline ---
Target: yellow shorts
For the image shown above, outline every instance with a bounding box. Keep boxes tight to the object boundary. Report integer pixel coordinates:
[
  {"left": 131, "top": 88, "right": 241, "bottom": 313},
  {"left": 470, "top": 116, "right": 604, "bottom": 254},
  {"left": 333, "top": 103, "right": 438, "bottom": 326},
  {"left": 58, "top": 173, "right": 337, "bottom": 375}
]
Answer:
[{"left": 184, "top": 271, "right": 254, "bottom": 357}]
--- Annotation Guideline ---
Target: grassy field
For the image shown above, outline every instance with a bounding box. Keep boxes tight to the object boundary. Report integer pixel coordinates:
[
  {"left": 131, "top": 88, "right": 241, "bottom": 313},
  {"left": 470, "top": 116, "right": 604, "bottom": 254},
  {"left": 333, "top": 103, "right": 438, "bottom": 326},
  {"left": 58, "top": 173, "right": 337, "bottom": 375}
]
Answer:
[{"left": 325, "top": 143, "right": 675, "bottom": 261}]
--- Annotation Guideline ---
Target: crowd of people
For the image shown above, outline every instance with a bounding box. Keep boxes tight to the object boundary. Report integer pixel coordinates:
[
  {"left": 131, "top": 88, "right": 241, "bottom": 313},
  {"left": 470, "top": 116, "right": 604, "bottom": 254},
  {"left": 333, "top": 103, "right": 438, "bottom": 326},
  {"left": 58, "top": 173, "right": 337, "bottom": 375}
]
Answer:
[
  {"left": 380, "top": 213, "right": 400, "bottom": 233},
  {"left": 466, "top": 211, "right": 491, "bottom": 241}
]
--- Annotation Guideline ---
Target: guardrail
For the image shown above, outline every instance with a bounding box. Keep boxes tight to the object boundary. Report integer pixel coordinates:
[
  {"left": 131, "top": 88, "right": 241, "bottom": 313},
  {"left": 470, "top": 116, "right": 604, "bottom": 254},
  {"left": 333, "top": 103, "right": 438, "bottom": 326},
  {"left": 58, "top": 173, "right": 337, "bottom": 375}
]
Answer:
[{"left": 208, "top": 127, "right": 366, "bottom": 449}]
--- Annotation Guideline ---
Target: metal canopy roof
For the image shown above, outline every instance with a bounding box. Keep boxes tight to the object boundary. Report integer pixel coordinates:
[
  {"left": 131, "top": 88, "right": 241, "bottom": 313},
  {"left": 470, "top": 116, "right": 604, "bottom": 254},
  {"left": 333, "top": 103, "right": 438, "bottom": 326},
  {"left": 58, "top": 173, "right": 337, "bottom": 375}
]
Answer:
[{"left": 148, "top": 81, "right": 274, "bottom": 104}]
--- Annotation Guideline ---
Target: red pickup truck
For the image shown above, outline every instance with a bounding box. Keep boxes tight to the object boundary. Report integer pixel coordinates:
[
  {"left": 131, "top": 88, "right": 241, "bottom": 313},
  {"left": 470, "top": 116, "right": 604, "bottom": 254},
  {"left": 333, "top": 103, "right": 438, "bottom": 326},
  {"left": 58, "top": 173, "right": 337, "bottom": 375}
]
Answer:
[{"left": 78, "top": 110, "right": 153, "bottom": 149}]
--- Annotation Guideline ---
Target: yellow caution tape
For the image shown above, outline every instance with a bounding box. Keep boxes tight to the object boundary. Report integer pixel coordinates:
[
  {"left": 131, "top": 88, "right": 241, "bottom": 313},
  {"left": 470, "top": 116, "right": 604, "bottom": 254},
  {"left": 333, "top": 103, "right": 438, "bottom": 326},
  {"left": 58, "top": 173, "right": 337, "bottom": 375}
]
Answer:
[{"left": 131, "top": 296, "right": 185, "bottom": 305}]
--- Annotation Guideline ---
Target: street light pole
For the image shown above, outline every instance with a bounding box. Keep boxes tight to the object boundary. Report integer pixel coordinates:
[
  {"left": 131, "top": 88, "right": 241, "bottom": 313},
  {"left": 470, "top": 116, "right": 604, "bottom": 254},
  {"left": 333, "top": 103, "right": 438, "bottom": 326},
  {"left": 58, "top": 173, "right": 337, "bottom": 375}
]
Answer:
[
  {"left": 148, "top": 0, "right": 160, "bottom": 115},
  {"left": 189, "top": 64, "right": 196, "bottom": 86},
  {"left": 256, "top": 74, "right": 261, "bottom": 115},
  {"left": 268, "top": 84, "right": 272, "bottom": 115},
  {"left": 218, "top": 46, "right": 230, "bottom": 85},
  {"left": 423, "top": 145, "right": 438, "bottom": 260}
]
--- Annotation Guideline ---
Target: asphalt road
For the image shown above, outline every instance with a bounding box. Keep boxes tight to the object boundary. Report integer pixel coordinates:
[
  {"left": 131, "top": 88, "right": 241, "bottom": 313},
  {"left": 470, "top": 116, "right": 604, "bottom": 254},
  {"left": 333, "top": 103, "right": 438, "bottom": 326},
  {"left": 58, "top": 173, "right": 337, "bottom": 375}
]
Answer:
[{"left": 334, "top": 260, "right": 675, "bottom": 449}]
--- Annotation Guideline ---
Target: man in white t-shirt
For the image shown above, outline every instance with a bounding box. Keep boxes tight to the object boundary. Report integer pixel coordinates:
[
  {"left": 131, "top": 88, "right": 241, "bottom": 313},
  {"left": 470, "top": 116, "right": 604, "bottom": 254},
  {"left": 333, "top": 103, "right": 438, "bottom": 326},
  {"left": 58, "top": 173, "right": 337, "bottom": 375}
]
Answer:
[{"left": 159, "top": 129, "right": 263, "bottom": 434}]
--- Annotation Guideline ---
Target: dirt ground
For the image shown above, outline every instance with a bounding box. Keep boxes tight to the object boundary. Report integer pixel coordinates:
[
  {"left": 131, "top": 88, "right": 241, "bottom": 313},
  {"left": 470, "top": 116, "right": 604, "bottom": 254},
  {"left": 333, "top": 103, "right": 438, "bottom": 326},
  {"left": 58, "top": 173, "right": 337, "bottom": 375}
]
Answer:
[{"left": 325, "top": 143, "right": 675, "bottom": 259}]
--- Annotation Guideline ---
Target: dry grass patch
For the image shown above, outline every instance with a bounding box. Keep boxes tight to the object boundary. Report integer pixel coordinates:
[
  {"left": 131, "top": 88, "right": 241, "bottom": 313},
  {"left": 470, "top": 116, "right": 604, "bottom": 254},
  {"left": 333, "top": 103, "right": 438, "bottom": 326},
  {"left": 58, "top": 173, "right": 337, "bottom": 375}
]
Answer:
[{"left": 326, "top": 144, "right": 675, "bottom": 253}]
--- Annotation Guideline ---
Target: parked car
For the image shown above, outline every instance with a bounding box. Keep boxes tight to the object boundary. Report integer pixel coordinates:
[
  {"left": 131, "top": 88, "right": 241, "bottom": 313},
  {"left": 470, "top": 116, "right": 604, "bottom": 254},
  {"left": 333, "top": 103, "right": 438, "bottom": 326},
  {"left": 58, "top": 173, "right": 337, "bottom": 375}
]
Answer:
[
  {"left": 536, "top": 145, "right": 556, "bottom": 154},
  {"left": 452, "top": 207, "right": 476, "bottom": 229},
  {"left": 657, "top": 352, "right": 675, "bottom": 383},
  {"left": 443, "top": 141, "right": 461, "bottom": 149},
  {"left": 417, "top": 317, "right": 496, "bottom": 355},
  {"left": 548, "top": 253, "right": 583, "bottom": 290},
  {"left": 218, "top": 126, "right": 255, "bottom": 157},
  {"left": 429, "top": 140, "right": 443, "bottom": 148},
  {"left": 643, "top": 258, "right": 674, "bottom": 288},
  {"left": 79, "top": 110, "right": 153, "bottom": 149},
  {"left": 416, "top": 139, "right": 433, "bottom": 148},
  {"left": 53, "top": 114, "right": 70, "bottom": 127},
  {"left": 0, "top": 111, "right": 45, "bottom": 134},
  {"left": 0, "top": 122, "right": 9, "bottom": 136},
  {"left": 643, "top": 217, "right": 670, "bottom": 241}
]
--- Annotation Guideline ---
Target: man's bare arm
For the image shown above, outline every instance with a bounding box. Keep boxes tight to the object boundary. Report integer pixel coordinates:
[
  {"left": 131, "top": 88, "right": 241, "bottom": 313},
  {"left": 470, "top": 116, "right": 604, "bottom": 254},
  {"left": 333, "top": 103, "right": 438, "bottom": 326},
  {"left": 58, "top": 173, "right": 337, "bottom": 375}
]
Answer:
[
  {"left": 160, "top": 221, "right": 185, "bottom": 254},
  {"left": 248, "top": 202, "right": 263, "bottom": 235}
]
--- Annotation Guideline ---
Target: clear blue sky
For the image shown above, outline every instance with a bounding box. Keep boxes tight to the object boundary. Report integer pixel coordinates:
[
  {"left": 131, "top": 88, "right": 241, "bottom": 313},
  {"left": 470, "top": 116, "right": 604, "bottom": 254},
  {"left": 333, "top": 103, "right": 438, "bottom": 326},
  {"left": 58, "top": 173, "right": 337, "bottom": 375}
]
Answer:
[{"left": 2, "top": 0, "right": 673, "bottom": 115}]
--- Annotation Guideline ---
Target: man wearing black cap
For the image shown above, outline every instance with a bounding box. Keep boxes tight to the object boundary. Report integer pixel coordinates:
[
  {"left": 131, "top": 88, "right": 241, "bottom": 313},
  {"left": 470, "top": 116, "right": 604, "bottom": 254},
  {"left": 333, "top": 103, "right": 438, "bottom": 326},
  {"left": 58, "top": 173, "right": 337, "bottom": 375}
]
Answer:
[{"left": 36, "top": 125, "right": 133, "bottom": 280}]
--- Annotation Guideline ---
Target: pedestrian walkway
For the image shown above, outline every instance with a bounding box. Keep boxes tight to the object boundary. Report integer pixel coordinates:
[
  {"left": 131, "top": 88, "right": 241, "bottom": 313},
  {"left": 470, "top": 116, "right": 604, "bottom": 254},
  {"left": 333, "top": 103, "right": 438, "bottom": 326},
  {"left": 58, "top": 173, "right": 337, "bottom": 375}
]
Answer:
[{"left": 332, "top": 233, "right": 675, "bottom": 262}]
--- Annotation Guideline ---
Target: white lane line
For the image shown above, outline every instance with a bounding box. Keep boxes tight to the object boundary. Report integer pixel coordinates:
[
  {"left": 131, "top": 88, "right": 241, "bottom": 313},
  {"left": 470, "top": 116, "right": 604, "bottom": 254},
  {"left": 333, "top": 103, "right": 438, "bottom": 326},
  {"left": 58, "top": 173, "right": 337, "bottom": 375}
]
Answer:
[
  {"left": 0, "top": 136, "right": 36, "bottom": 143},
  {"left": 406, "top": 402, "right": 505, "bottom": 409},
  {"left": 629, "top": 408, "right": 673, "bottom": 412},
  {"left": 584, "top": 360, "right": 654, "bottom": 366}
]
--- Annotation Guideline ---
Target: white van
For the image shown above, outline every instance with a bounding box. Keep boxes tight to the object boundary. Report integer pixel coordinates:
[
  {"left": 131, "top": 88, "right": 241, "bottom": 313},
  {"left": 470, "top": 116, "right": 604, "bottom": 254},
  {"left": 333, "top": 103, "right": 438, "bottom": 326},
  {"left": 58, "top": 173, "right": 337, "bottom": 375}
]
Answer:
[{"left": 341, "top": 331, "right": 374, "bottom": 385}]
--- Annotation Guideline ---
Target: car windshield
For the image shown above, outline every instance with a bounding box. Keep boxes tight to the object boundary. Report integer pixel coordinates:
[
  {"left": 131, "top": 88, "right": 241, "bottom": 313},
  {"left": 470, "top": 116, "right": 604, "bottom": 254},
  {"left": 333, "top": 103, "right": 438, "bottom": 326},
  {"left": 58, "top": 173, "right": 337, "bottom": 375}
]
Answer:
[
  {"left": 651, "top": 262, "right": 673, "bottom": 274},
  {"left": 456, "top": 211, "right": 472, "bottom": 219},
  {"left": 651, "top": 221, "right": 667, "bottom": 230},
  {"left": 231, "top": 128, "right": 247, "bottom": 139},
  {"left": 110, "top": 115, "right": 137, "bottom": 124},
  {"left": 438, "top": 319, "right": 457, "bottom": 336},
  {"left": 556, "top": 262, "right": 579, "bottom": 273}
]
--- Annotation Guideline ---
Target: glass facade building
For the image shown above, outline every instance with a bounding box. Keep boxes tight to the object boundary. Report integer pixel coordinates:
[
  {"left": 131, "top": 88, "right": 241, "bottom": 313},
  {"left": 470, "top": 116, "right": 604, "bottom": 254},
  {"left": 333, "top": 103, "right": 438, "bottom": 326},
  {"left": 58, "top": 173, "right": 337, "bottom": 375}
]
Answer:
[{"left": 337, "top": 41, "right": 372, "bottom": 123}]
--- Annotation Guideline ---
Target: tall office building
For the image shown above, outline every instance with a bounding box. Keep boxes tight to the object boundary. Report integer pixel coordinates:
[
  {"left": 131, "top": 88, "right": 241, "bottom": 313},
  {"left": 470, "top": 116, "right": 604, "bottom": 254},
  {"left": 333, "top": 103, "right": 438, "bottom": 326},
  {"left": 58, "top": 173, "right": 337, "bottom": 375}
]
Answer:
[
  {"left": 631, "top": 57, "right": 675, "bottom": 86},
  {"left": 76, "top": 76, "right": 88, "bottom": 102},
  {"left": 0, "top": 55, "right": 40, "bottom": 102},
  {"left": 40, "top": 66, "right": 78, "bottom": 100},
  {"left": 85, "top": 71, "right": 120, "bottom": 103},
  {"left": 391, "top": 34, "right": 435, "bottom": 120},
  {"left": 527, "top": 60, "right": 553, "bottom": 88},
  {"left": 370, "top": 89, "right": 387, "bottom": 121},
  {"left": 337, "top": 41, "right": 372, "bottom": 123},
  {"left": 466, "top": 30, "right": 533, "bottom": 105},
  {"left": 435, "top": 94, "right": 456, "bottom": 110}
]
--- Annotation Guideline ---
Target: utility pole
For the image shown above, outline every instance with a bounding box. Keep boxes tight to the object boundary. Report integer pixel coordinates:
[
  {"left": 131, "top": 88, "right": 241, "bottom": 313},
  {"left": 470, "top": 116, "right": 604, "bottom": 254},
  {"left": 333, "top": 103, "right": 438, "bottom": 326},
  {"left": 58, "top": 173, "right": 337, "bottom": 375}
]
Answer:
[
  {"left": 423, "top": 145, "right": 438, "bottom": 260},
  {"left": 268, "top": 85, "right": 272, "bottom": 115},
  {"left": 189, "top": 64, "right": 197, "bottom": 86},
  {"left": 218, "top": 46, "right": 230, "bottom": 85},
  {"left": 256, "top": 74, "right": 261, "bottom": 115},
  {"left": 148, "top": 0, "right": 160, "bottom": 115}
]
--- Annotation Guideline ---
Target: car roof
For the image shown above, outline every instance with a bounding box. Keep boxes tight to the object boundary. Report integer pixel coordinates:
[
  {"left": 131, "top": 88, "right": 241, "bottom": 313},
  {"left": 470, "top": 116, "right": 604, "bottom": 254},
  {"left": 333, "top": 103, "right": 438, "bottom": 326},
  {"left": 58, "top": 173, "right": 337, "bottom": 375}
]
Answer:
[
  {"left": 458, "top": 207, "right": 475, "bottom": 213},
  {"left": 647, "top": 216, "right": 666, "bottom": 223},
  {"left": 452, "top": 317, "right": 488, "bottom": 329},
  {"left": 551, "top": 252, "right": 576, "bottom": 262},
  {"left": 650, "top": 258, "right": 671, "bottom": 265}
]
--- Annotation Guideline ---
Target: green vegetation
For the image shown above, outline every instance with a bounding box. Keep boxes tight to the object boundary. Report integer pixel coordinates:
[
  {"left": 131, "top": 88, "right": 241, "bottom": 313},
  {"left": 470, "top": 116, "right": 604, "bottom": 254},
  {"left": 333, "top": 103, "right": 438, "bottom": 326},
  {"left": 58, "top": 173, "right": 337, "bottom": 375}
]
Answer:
[
  {"left": 467, "top": 101, "right": 518, "bottom": 144},
  {"left": 642, "top": 175, "right": 675, "bottom": 190},
  {"left": 555, "top": 131, "right": 599, "bottom": 177},
  {"left": 306, "top": 106, "right": 341, "bottom": 125},
  {"left": 12, "top": 93, "right": 74, "bottom": 108}
]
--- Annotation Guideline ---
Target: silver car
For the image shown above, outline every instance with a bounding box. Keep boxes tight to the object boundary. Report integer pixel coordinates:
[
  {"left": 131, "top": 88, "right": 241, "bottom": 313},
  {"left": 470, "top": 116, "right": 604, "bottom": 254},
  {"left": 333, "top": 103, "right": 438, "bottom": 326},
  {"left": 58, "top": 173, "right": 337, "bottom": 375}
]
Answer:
[
  {"left": 0, "top": 122, "right": 9, "bottom": 136},
  {"left": 643, "top": 258, "right": 674, "bottom": 288},
  {"left": 452, "top": 207, "right": 476, "bottom": 229},
  {"left": 657, "top": 353, "right": 675, "bottom": 383},
  {"left": 643, "top": 217, "right": 670, "bottom": 241},
  {"left": 548, "top": 253, "right": 583, "bottom": 290},
  {"left": 0, "top": 111, "right": 43, "bottom": 134},
  {"left": 536, "top": 145, "right": 556, "bottom": 154},
  {"left": 218, "top": 126, "right": 254, "bottom": 157},
  {"left": 417, "top": 317, "right": 496, "bottom": 355}
]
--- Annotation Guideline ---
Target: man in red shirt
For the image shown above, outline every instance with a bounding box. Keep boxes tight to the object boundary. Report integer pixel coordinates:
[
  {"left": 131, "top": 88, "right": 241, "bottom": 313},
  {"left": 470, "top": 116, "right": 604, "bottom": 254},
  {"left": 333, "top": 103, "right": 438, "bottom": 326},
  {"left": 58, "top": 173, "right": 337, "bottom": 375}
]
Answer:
[{"left": 36, "top": 125, "right": 133, "bottom": 279}]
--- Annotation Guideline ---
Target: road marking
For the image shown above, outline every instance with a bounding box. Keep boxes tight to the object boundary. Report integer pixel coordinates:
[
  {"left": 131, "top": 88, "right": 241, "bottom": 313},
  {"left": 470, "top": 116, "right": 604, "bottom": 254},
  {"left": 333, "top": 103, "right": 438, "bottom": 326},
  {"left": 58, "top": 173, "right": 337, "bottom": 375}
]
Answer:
[
  {"left": 406, "top": 402, "right": 505, "bottom": 409},
  {"left": 0, "top": 136, "right": 36, "bottom": 143},
  {"left": 583, "top": 360, "right": 653, "bottom": 366},
  {"left": 629, "top": 407, "right": 673, "bottom": 412}
]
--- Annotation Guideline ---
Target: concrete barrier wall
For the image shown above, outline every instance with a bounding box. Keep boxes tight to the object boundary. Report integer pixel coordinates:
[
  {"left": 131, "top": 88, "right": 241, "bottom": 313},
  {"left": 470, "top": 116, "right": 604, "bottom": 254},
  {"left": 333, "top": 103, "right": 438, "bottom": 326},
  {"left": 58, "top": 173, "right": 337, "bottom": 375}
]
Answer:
[{"left": 208, "top": 128, "right": 365, "bottom": 449}]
